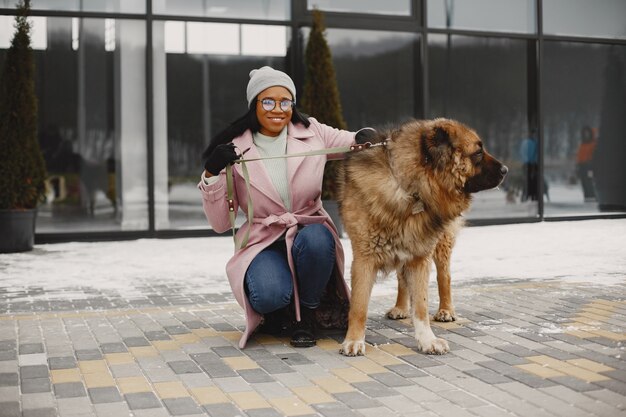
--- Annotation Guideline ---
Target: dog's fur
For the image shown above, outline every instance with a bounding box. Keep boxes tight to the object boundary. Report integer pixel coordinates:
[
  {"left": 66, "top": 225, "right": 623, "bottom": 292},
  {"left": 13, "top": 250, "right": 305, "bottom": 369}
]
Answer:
[{"left": 338, "top": 118, "right": 507, "bottom": 356}]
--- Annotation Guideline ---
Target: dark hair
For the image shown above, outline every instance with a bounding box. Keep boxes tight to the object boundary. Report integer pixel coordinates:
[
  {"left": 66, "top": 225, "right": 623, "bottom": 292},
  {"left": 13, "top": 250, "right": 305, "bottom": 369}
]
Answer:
[{"left": 202, "top": 100, "right": 311, "bottom": 160}]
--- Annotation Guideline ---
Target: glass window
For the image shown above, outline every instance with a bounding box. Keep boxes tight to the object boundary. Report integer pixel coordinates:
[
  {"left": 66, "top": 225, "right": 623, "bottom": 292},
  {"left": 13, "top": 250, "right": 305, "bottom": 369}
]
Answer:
[
  {"left": 0, "top": 17, "right": 148, "bottom": 233},
  {"left": 307, "top": 0, "right": 412, "bottom": 16},
  {"left": 542, "top": 41, "right": 626, "bottom": 216},
  {"left": 428, "top": 0, "right": 536, "bottom": 34},
  {"left": 543, "top": 0, "right": 626, "bottom": 39},
  {"left": 428, "top": 34, "right": 533, "bottom": 219},
  {"left": 152, "top": 21, "right": 291, "bottom": 230},
  {"left": 301, "top": 28, "right": 420, "bottom": 129},
  {"left": 0, "top": 0, "right": 145, "bottom": 14},
  {"left": 153, "top": 0, "right": 290, "bottom": 21}
]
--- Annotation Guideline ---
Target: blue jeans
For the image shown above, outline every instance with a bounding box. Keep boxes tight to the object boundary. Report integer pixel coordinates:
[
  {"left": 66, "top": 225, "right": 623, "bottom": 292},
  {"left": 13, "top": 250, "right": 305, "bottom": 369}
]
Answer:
[{"left": 245, "top": 224, "right": 336, "bottom": 314}]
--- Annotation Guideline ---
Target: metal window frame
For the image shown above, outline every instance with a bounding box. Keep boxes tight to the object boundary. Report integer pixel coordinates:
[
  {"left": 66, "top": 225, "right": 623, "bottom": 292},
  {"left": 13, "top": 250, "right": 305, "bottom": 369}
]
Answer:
[{"left": 0, "top": 0, "right": 624, "bottom": 244}]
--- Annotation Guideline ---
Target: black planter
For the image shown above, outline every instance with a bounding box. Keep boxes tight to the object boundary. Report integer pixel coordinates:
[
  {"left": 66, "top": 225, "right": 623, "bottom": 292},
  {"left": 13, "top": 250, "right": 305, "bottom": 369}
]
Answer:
[
  {"left": 0, "top": 209, "right": 37, "bottom": 253},
  {"left": 322, "top": 199, "right": 343, "bottom": 238}
]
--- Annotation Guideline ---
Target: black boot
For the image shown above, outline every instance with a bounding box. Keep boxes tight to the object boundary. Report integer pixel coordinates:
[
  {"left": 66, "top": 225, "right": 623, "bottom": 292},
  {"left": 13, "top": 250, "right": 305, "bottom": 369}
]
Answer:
[
  {"left": 258, "top": 307, "right": 291, "bottom": 336},
  {"left": 290, "top": 307, "right": 317, "bottom": 348}
]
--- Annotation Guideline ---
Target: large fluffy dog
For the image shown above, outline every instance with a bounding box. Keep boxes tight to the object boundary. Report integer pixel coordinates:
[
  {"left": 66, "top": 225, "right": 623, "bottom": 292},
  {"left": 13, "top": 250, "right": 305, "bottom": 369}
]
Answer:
[{"left": 338, "top": 118, "right": 507, "bottom": 356}]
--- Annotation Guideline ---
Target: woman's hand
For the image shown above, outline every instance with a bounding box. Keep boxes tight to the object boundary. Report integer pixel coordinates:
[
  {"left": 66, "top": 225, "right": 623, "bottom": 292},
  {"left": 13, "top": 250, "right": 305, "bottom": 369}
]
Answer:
[{"left": 204, "top": 143, "right": 239, "bottom": 176}]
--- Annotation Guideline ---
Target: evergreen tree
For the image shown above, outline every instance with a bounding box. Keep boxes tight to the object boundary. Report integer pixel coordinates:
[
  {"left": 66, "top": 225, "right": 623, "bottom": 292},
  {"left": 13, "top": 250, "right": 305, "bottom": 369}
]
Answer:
[
  {"left": 0, "top": 0, "right": 46, "bottom": 210},
  {"left": 301, "top": 9, "right": 346, "bottom": 200}
]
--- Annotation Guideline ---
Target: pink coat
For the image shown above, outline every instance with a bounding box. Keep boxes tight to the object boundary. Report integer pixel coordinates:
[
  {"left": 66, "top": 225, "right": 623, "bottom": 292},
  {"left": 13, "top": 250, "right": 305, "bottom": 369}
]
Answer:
[{"left": 198, "top": 118, "right": 356, "bottom": 348}]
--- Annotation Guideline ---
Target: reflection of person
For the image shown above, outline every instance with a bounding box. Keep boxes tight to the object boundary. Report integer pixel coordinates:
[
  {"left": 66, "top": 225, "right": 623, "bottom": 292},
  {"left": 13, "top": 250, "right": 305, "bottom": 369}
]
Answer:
[
  {"left": 576, "top": 126, "right": 597, "bottom": 202},
  {"left": 198, "top": 66, "right": 374, "bottom": 349},
  {"left": 519, "top": 133, "right": 538, "bottom": 202}
]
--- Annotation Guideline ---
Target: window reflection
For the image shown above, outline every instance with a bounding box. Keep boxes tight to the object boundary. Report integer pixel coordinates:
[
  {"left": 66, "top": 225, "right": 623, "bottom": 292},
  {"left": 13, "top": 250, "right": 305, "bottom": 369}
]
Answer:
[
  {"left": 542, "top": 42, "right": 626, "bottom": 216},
  {"left": 307, "top": 0, "right": 411, "bottom": 16},
  {"left": 428, "top": 0, "right": 535, "bottom": 34},
  {"left": 0, "top": 0, "right": 145, "bottom": 13},
  {"left": 543, "top": 0, "right": 626, "bottom": 39},
  {"left": 428, "top": 34, "right": 532, "bottom": 218},
  {"left": 152, "top": 22, "right": 290, "bottom": 230},
  {"left": 301, "top": 28, "right": 419, "bottom": 128},
  {"left": 0, "top": 17, "right": 149, "bottom": 232},
  {"left": 153, "top": 0, "right": 289, "bottom": 21},
  {"left": 162, "top": 21, "right": 287, "bottom": 56}
]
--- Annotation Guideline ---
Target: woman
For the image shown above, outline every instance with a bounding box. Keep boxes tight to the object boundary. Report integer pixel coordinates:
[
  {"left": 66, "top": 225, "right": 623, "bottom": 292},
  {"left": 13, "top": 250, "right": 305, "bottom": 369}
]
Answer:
[{"left": 198, "top": 66, "right": 374, "bottom": 348}]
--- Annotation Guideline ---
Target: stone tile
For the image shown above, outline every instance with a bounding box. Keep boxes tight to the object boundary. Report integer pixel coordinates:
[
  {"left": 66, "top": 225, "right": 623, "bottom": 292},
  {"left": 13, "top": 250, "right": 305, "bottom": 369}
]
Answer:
[
  {"left": 485, "top": 351, "right": 528, "bottom": 365},
  {"left": 238, "top": 368, "right": 275, "bottom": 383},
  {"left": 0, "top": 341, "right": 16, "bottom": 351},
  {"left": 125, "top": 392, "right": 162, "bottom": 410},
  {"left": 183, "top": 321, "right": 207, "bottom": 329},
  {"left": 21, "top": 392, "right": 55, "bottom": 410},
  {"left": 167, "top": 360, "right": 202, "bottom": 374},
  {"left": 88, "top": 386, "right": 123, "bottom": 404},
  {"left": 50, "top": 368, "right": 82, "bottom": 384},
  {"left": 100, "top": 343, "right": 127, "bottom": 354},
  {"left": 93, "top": 402, "right": 132, "bottom": 417},
  {"left": 0, "top": 386, "right": 18, "bottom": 404},
  {"left": 0, "top": 372, "right": 18, "bottom": 386},
  {"left": 384, "top": 363, "right": 427, "bottom": 378},
  {"left": 164, "top": 326, "right": 191, "bottom": 335},
  {"left": 20, "top": 365, "right": 49, "bottom": 380},
  {"left": 153, "top": 381, "right": 188, "bottom": 399},
  {"left": 0, "top": 401, "right": 19, "bottom": 417},
  {"left": 0, "top": 351, "right": 17, "bottom": 361},
  {"left": 256, "top": 359, "right": 294, "bottom": 375},
  {"left": 48, "top": 356, "right": 77, "bottom": 370},
  {"left": 211, "top": 346, "right": 243, "bottom": 358},
  {"left": 22, "top": 408, "right": 57, "bottom": 417},
  {"left": 56, "top": 397, "right": 93, "bottom": 416},
  {"left": 203, "top": 402, "right": 243, "bottom": 416},
  {"left": 117, "top": 376, "right": 152, "bottom": 394},
  {"left": 550, "top": 376, "right": 601, "bottom": 392},
  {"left": 123, "top": 337, "right": 151, "bottom": 347},
  {"left": 332, "top": 392, "right": 381, "bottom": 409},
  {"left": 19, "top": 353, "right": 48, "bottom": 366},
  {"left": 19, "top": 343, "right": 45, "bottom": 355},
  {"left": 75, "top": 349, "right": 103, "bottom": 360},
  {"left": 246, "top": 408, "right": 285, "bottom": 417},
  {"left": 162, "top": 397, "right": 203, "bottom": 415},
  {"left": 464, "top": 368, "right": 513, "bottom": 384},
  {"left": 352, "top": 380, "right": 399, "bottom": 398},
  {"left": 21, "top": 377, "right": 52, "bottom": 394},
  {"left": 109, "top": 363, "right": 143, "bottom": 378},
  {"left": 54, "top": 381, "right": 87, "bottom": 398},
  {"left": 144, "top": 331, "right": 171, "bottom": 341},
  {"left": 313, "top": 402, "right": 363, "bottom": 417},
  {"left": 366, "top": 372, "right": 413, "bottom": 389},
  {"left": 104, "top": 352, "right": 134, "bottom": 366}
]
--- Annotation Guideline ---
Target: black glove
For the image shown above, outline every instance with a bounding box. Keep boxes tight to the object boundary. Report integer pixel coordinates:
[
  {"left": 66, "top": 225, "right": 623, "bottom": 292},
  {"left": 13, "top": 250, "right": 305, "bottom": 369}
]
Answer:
[
  {"left": 355, "top": 127, "right": 378, "bottom": 144},
  {"left": 204, "top": 143, "right": 238, "bottom": 175}
]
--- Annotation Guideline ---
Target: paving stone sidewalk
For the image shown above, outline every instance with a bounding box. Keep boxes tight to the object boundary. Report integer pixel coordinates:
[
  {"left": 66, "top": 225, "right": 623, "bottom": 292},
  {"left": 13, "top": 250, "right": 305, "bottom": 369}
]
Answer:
[{"left": 0, "top": 276, "right": 624, "bottom": 417}]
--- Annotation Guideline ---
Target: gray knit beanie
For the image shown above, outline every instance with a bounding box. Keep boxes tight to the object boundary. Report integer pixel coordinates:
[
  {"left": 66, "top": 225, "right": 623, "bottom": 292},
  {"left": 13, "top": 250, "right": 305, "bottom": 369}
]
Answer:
[{"left": 246, "top": 66, "right": 296, "bottom": 108}]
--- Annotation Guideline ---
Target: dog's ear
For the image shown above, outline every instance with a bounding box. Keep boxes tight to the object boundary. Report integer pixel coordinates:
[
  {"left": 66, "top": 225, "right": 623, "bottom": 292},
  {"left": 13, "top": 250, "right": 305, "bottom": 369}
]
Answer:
[
  {"left": 432, "top": 126, "right": 451, "bottom": 146},
  {"left": 421, "top": 126, "right": 451, "bottom": 165}
]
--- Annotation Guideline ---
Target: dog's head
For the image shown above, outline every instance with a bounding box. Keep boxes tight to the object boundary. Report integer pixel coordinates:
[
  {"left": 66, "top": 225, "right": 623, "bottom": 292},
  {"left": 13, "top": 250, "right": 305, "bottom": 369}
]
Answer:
[{"left": 394, "top": 118, "right": 508, "bottom": 195}]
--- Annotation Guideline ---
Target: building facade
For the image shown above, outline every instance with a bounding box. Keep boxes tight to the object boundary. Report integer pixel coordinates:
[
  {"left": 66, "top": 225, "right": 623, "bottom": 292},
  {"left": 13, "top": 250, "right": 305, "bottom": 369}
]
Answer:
[{"left": 1, "top": 0, "right": 625, "bottom": 242}]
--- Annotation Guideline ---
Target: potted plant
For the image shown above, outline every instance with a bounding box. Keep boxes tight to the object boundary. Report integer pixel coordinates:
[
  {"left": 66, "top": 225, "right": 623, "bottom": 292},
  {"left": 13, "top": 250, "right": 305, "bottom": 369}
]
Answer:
[
  {"left": 300, "top": 9, "right": 347, "bottom": 235},
  {"left": 0, "top": 0, "right": 47, "bottom": 253}
]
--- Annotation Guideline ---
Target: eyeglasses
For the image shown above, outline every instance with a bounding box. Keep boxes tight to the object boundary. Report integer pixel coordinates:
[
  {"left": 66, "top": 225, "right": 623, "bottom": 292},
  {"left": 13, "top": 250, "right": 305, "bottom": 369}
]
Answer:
[{"left": 258, "top": 98, "right": 294, "bottom": 112}]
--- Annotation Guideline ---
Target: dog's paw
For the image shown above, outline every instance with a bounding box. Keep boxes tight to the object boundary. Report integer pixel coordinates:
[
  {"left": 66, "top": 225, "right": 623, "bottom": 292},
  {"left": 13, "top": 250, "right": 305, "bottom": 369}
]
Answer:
[
  {"left": 340, "top": 339, "right": 366, "bottom": 356},
  {"left": 417, "top": 337, "right": 450, "bottom": 355},
  {"left": 386, "top": 307, "right": 409, "bottom": 320},
  {"left": 432, "top": 309, "right": 456, "bottom": 322}
]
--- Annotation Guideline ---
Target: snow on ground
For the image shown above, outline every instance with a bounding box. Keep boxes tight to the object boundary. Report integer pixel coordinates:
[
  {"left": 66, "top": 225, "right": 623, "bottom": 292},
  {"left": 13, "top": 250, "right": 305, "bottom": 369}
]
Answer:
[{"left": 0, "top": 219, "right": 624, "bottom": 300}]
